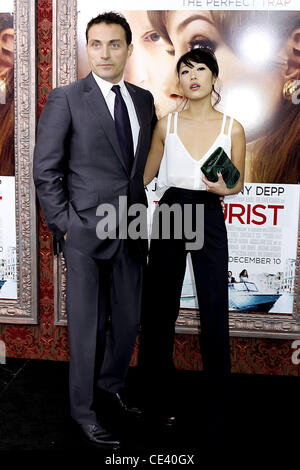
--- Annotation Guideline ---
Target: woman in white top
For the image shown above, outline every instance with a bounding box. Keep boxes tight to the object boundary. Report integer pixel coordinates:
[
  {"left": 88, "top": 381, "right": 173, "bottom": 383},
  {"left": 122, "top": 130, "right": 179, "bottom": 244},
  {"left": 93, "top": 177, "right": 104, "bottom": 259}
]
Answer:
[{"left": 138, "top": 47, "right": 246, "bottom": 425}]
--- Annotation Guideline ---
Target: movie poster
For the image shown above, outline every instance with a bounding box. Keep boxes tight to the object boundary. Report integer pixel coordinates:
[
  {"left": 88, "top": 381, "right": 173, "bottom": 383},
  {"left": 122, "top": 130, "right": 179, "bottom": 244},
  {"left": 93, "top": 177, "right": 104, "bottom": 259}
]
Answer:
[
  {"left": 0, "top": 3, "right": 17, "bottom": 300},
  {"left": 0, "top": 176, "right": 17, "bottom": 299},
  {"left": 77, "top": 1, "right": 300, "bottom": 314},
  {"left": 178, "top": 184, "right": 300, "bottom": 313}
]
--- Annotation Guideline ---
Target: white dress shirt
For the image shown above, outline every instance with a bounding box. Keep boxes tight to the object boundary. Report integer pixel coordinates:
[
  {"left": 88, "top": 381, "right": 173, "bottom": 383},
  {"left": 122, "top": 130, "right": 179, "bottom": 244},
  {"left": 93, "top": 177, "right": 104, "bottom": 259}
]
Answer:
[{"left": 92, "top": 71, "right": 140, "bottom": 155}]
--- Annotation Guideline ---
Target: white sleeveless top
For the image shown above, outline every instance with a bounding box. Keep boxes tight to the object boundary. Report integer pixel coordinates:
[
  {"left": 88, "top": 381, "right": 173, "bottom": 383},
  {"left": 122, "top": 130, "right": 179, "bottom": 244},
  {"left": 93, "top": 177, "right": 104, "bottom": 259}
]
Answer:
[{"left": 156, "top": 112, "right": 234, "bottom": 196}]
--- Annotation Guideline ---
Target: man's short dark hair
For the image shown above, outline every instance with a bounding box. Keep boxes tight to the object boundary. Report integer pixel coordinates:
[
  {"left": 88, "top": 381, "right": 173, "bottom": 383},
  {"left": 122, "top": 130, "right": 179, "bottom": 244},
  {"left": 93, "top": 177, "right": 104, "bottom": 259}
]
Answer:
[{"left": 86, "top": 11, "right": 132, "bottom": 46}]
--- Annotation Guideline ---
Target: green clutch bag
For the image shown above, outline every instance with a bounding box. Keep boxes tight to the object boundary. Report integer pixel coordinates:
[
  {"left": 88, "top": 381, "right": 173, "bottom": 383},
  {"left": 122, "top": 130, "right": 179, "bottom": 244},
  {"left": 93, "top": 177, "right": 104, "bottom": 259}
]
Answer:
[{"left": 200, "top": 146, "right": 240, "bottom": 189}]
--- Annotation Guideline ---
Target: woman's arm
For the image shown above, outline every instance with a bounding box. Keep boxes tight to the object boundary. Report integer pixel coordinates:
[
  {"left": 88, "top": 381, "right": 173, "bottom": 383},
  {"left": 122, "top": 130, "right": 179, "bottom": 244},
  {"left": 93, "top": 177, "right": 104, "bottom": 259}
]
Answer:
[
  {"left": 143, "top": 117, "right": 167, "bottom": 187},
  {"left": 202, "top": 119, "right": 246, "bottom": 196}
]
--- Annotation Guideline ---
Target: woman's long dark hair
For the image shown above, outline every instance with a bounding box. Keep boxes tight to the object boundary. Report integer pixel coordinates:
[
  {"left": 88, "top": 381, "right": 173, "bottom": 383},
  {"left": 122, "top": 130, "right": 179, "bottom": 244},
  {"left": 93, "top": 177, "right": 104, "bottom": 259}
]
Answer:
[{"left": 239, "top": 270, "right": 248, "bottom": 278}]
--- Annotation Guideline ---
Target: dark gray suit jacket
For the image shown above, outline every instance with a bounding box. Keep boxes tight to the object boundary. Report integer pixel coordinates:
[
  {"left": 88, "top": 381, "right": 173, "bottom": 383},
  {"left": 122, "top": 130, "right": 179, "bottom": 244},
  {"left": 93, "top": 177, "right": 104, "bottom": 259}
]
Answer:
[{"left": 33, "top": 72, "right": 157, "bottom": 260}]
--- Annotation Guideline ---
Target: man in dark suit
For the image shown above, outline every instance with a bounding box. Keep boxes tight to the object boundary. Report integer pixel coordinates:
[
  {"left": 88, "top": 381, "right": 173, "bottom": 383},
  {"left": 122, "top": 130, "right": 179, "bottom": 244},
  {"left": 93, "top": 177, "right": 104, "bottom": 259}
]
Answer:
[{"left": 33, "top": 12, "right": 156, "bottom": 448}]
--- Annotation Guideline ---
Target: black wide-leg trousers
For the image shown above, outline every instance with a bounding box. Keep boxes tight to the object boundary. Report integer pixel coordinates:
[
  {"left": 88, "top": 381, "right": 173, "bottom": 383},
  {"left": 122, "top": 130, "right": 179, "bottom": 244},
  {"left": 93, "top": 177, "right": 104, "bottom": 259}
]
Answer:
[
  {"left": 61, "top": 238, "right": 143, "bottom": 425},
  {"left": 139, "top": 187, "right": 231, "bottom": 410}
]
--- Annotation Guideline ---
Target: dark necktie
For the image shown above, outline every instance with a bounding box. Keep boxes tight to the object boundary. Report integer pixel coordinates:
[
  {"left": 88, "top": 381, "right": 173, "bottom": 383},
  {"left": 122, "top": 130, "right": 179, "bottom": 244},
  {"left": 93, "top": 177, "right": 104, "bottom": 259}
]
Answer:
[{"left": 111, "top": 85, "right": 134, "bottom": 174}]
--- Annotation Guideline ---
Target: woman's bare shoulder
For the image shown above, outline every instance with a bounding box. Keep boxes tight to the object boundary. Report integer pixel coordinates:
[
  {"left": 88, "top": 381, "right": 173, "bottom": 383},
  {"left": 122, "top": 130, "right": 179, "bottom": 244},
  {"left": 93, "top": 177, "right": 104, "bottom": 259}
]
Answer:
[
  {"left": 231, "top": 117, "right": 245, "bottom": 136},
  {"left": 157, "top": 114, "right": 170, "bottom": 127},
  {"left": 155, "top": 114, "right": 171, "bottom": 137}
]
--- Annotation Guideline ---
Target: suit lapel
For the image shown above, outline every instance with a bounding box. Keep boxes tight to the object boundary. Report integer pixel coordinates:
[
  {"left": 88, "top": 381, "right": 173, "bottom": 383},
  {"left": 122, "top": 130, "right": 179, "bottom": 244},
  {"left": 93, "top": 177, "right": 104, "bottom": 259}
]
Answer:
[
  {"left": 84, "top": 73, "right": 129, "bottom": 176},
  {"left": 125, "top": 82, "right": 146, "bottom": 178}
]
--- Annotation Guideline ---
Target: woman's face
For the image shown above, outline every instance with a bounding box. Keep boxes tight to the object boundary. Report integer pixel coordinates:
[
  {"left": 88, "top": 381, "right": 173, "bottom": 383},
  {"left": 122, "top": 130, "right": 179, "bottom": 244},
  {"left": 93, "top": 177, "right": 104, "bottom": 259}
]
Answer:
[
  {"left": 155, "top": 11, "right": 286, "bottom": 141},
  {"left": 0, "top": 27, "right": 13, "bottom": 76},
  {"left": 122, "top": 11, "right": 178, "bottom": 118},
  {"left": 178, "top": 60, "right": 215, "bottom": 101}
]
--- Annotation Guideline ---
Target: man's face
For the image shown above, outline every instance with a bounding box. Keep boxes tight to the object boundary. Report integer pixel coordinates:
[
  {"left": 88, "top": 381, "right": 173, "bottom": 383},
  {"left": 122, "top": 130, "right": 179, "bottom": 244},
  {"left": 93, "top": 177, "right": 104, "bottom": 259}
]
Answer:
[{"left": 86, "top": 22, "right": 133, "bottom": 84}]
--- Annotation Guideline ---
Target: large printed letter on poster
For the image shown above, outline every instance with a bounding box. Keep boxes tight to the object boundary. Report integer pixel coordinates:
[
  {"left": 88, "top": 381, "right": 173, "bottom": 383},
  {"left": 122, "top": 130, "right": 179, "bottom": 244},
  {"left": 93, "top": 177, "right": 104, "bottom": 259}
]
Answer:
[{"left": 54, "top": 0, "right": 300, "bottom": 337}]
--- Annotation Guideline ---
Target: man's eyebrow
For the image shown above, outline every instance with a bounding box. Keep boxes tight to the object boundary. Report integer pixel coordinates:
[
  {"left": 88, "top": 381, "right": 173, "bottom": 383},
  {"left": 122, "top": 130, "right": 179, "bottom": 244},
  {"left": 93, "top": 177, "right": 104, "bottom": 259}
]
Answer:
[
  {"left": 177, "top": 14, "right": 215, "bottom": 34},
  {"left": 89, "top": 39, "right": 122, "bottom": 43}
]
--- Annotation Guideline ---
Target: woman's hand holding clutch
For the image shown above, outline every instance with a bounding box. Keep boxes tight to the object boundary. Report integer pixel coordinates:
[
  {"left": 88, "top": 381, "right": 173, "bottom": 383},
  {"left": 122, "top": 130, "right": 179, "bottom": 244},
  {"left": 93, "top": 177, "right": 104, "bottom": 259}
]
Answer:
[{"left": 202, "top": 171, "right": 229, "bottom": 196}]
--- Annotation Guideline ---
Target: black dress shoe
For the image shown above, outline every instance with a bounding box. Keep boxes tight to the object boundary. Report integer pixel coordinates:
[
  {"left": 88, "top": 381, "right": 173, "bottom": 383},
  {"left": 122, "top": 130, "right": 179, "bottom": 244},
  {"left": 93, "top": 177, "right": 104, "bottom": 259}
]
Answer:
[
  {"left": 160, "top": 415, "right": 177, "bottom": 427},
  {"left": 142, "top": 402, "right": 177, "bottom": 427},
  {"left": 111, "top": 392, "right": 143, "bottom": 418},
  {"left": 100, "top": 390, "right": 143, "bottom": 418},
  {"left": 78, "top": 423, "right": 120, "bottom": 449},
  {"left": 145, "top": 409, "right": 177, "bottom": 427}
]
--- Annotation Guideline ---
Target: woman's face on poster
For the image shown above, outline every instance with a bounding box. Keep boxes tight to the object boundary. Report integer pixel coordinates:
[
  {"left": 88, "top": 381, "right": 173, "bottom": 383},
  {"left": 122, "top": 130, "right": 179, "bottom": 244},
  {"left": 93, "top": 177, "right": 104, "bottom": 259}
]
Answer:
[
  {"left": 122, "top": 11, "right": 179, "bottom": 119},
  {"left": 131, "top": 10, "right": 287, "bottom": 142},
  {"left": 78, "top": 9, "right": 295, "bottom": 142},
  {"left": 0, "top": 27, "right": 13, "bottom": 75}
]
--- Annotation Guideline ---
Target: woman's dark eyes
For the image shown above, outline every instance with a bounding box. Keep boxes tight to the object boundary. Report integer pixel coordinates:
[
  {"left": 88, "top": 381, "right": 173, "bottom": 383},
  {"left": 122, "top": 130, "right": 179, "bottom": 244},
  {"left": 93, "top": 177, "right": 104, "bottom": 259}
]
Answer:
[
  {"left": 166, "top": 49, "right": 175, "bottom": 56},
  {"left": 166, "top": 38, "right": 216, "bottom": 56},
  {"left": 181, "top": 67, "right": 205, "bottom": 75},
  {"left": 144, "top": 31, "right": 161, "bottom": 43},
  {"left": 188, "top": 39, "right": 217, "bottom": 52}
]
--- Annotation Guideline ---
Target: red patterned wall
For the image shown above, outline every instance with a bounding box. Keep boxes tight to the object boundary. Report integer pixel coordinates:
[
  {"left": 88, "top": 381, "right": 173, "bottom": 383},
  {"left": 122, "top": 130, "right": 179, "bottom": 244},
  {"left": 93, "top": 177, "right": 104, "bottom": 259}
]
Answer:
[{"left": 0, "top": 0, "right": 299, "bottom": 376}]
